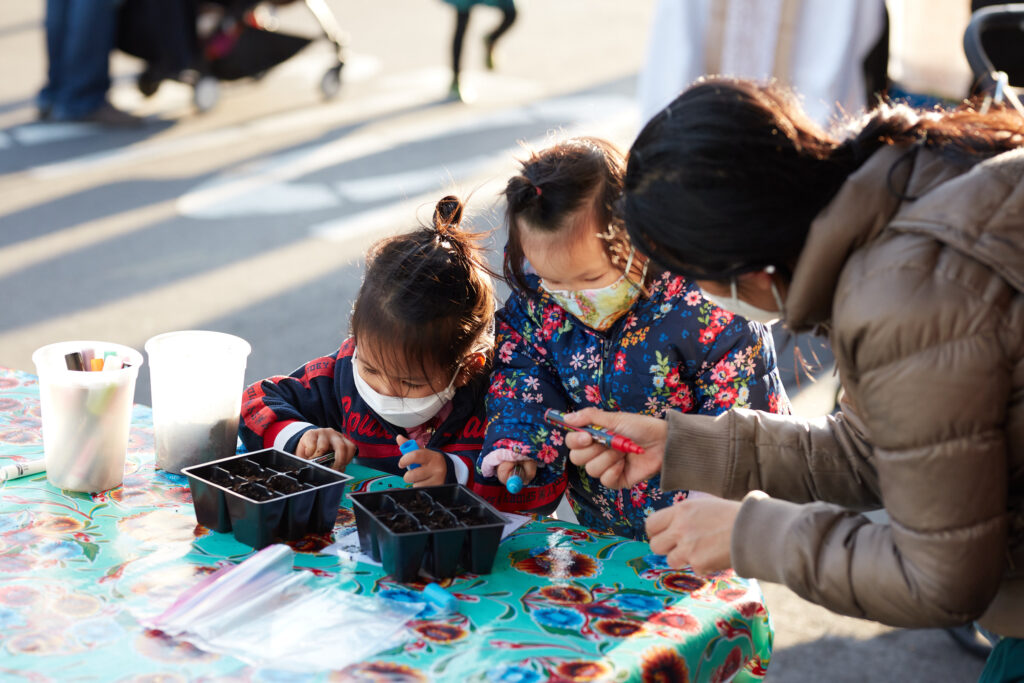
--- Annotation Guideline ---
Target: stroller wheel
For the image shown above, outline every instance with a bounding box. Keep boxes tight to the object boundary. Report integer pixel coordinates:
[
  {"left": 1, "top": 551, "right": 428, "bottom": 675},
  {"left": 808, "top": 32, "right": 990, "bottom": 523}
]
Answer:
[
  {"left": 319, "top": 65, "right": 343, "bottom": 101},
  {"left": 137, "top": 71, "right": 161, "bottom": 98},
  {"left": 193, "top": 76, "right": 221, "bottom": 113}
]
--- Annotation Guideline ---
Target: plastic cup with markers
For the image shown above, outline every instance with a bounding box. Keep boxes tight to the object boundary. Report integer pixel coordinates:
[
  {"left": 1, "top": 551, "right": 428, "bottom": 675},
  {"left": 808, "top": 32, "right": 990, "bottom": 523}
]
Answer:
[{"left": 31, "top": 340, "right": 144, "bottom": 493}]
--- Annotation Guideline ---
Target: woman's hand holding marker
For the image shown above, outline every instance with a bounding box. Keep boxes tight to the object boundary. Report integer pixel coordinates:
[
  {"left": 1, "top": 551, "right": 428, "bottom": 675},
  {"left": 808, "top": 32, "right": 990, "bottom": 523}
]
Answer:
[
  {"left": 296, "top": 428, "right": 357, "bottom": 471},
  {"left": 562, "top": 408, "right": 666, "bottom": 489},
  {"left": 397, "top": 436, "right": 448, "bottom": 487}
]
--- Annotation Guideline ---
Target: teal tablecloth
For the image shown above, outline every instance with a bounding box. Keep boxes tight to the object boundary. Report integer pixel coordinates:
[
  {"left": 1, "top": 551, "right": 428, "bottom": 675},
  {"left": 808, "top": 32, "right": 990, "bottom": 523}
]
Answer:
[{"left": 0, "top": 367, "right": 772, "bottom": 681}]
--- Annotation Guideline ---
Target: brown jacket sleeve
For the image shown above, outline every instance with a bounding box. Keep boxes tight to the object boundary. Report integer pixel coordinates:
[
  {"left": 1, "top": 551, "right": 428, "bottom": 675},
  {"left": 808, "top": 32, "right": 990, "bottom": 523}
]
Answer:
[
  {"left": 662, "top": 405, "right": 881, "bottom": 508},
  {"left": 662, "top": 241, "right": 1011, "bottom": 627}
]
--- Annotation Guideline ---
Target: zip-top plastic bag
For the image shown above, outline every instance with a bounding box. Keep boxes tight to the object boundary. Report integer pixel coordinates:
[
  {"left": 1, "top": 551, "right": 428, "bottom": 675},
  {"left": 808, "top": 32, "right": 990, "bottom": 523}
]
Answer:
[{"left": 138, "top": 544, "right": 423, "bottom": 672}]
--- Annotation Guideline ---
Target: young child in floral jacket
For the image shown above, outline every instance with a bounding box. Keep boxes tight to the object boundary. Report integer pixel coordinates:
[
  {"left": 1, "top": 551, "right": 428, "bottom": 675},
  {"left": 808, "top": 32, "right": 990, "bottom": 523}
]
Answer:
[{"left": 475, "top": 138, "right": 789, "bottom": 539}]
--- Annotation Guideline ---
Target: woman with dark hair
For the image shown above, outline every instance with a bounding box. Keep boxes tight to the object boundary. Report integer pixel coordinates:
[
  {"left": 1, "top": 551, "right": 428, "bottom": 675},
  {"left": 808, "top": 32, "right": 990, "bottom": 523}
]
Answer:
[{"left": 565, "top": 77, "right": 1024, "bottom": 676}]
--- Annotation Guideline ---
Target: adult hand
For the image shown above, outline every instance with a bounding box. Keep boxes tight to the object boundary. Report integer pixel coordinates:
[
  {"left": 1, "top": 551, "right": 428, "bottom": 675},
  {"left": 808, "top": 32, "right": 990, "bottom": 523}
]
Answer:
[
  {"left": 646, "top": 496, "right": 741, "bottom": 574},
  {"left": 295, "top": 428, "right": 357, "bottom": 471},
  {"left": 563, "top": 407, "right": 666, "bottom": 489},
  {"left": 397, "top": 435, "right": 447, "bottom": 487},
  {"left": 496, "top": 459, "right": 537, "bottom": 487}
]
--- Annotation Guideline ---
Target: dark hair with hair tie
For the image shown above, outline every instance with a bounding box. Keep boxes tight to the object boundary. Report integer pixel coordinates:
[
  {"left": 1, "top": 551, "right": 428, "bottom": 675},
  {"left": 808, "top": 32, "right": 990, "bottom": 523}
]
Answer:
[
  {"left": 623, "top": 76, "right": 1024, "bottom": 280},
  {"left": 503, "top": 137, "right": 630, "bottom": 292},
  {"left": 350, "top": 195, "right": 495, "bottom": 383}
]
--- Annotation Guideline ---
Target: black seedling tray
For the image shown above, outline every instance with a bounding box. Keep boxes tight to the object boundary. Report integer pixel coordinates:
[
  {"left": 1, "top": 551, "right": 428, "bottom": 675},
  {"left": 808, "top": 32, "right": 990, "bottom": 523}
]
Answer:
[
  {"left": 349, "top": 485, "right": 508, "bottom": 582},
  {"left": 182, "top": 448, "right": 352, "bottom": 549}
]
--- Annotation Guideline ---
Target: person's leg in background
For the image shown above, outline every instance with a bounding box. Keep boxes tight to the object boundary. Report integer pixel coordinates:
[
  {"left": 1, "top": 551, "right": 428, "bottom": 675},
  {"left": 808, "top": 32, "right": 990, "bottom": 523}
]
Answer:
[
  {"left": 37, "top": 0, "right": 70, "bottom": 120},
  {"left": 978, "top": 637, "right": 1024, "bottom": 683},
  {"left": 45, "top": 0, "right": 142, "bottom": 125},
  {"left": 484, "top": 0, "right": 517, "bottom": 71},
  {"left": 449, "top": 8, "right": 471, "bottom": 100}
]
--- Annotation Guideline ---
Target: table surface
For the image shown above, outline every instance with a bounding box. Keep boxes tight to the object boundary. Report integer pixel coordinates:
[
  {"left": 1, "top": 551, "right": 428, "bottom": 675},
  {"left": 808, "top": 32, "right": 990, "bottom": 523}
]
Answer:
[{"left": 0, "top": 367, "right": 772, "bottom": 682}]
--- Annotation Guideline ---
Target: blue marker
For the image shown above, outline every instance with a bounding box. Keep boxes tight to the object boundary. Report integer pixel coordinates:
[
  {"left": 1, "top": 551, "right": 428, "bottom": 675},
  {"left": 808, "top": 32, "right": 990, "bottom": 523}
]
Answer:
[
  {"left": 400, "top": 439, "right": 420, "bottom": 470},
  {"left": 422, "top": 582, "right": 458, "bottom": 613},
  {"left": 506, "top": 462, "right": 525, "bottom": 494}
]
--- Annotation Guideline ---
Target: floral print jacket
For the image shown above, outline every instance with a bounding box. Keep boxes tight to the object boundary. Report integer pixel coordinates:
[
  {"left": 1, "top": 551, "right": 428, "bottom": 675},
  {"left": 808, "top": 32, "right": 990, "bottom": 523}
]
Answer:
[{"left": 474, "top": 270, "right": 789, "bottom": 540}]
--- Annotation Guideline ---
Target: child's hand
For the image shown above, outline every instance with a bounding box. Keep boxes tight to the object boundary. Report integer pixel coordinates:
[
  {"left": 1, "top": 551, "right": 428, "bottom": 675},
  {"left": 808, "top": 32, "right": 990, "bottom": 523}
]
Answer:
[
  {"left": 295, "top": 428, "right": 357, "bottom": 471},
  {"left": 397, "top": 435, "right": 447, "bottom": 487},
  {"left": 496, "top": 459, "right": 537, "bottom": 488}
]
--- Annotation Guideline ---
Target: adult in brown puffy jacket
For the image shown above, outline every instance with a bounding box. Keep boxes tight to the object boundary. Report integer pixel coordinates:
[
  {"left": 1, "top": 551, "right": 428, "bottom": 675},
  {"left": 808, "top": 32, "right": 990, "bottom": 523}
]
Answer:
[{"left": 565, "top": 77, "right": 1024, "bottom": 675}]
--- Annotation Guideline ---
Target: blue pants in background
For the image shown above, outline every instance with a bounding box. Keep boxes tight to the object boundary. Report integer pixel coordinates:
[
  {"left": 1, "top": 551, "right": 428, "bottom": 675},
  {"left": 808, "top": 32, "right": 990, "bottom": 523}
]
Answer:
[{"left": 37, "top": 0, "right": 120, "bottom": 120}]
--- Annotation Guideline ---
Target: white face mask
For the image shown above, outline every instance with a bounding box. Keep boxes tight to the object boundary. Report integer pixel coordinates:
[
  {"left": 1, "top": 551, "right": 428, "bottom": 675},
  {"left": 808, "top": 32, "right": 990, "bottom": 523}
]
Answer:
[
  {"left": 541, "top": 248, "right": 648, "bottom": 331},
  {"left": 352, "top": 351, "right": 458, "bottom": 429},
  {"left": 699, "top": 269, "right": 786, "bottom": 325}
]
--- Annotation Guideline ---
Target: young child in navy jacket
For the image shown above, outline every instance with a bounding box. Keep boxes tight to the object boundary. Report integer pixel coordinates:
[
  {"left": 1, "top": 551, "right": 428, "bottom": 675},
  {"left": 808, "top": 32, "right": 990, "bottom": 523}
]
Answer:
[{"left": 239, "top": 196, "right": 494, "bottom": 486}]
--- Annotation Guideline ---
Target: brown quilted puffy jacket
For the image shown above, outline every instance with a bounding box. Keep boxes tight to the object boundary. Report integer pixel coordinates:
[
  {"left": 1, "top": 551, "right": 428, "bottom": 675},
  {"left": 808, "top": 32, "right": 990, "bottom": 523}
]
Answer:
[{"left": 661, "top": 143, "right": 1024, "bottom": 636}]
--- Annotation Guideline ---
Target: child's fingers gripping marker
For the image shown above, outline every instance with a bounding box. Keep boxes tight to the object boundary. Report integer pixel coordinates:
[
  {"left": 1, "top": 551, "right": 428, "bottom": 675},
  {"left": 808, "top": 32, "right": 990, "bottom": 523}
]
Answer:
[
  {"left": 399, "top": 439, "right": 420, "bottom": 470},
  {"left": 506, "top": 463, "right": 525, "bottom": 494}
]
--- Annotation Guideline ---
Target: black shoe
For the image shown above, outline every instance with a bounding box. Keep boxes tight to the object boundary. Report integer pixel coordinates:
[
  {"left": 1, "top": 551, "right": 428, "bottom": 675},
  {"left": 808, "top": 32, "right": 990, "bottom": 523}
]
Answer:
[{"left": 82, "top": 103, "right": 145, "bottom": 127}]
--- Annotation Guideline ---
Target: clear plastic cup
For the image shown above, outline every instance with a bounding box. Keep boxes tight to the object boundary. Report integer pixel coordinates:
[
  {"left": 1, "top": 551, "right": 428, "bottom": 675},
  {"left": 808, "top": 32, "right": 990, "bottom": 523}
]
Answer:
[
  {"left": 32, "top": 341, "right": 144, "bottom": 493},
  {"left": 146, "top": 331, "right": 251, "bottom": 474}
]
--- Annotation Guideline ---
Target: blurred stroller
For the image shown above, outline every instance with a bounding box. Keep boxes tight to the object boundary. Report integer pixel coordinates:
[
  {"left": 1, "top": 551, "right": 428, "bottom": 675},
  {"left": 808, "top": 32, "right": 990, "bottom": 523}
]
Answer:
[
  {"left": 963, "top": 1, "right": 1024, "bottom": 115},
  {"left": 115, "top": 0, "right": 346, "bottom": 113}
]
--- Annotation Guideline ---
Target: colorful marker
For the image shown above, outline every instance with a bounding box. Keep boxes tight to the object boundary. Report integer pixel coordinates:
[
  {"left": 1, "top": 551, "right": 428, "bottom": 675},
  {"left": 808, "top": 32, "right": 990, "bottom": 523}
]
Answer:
[
  {"left": 543, "top": 408, "right": 646, "bottom": 454},
  {"left": 400, "top": 439, "right": 420, "bottom": 469},
  {"left": 0, "top": 459, "right": 46, "bottom": 482},
  {"left": 506, "top": 462, "right": 525, "bottom": 494}
]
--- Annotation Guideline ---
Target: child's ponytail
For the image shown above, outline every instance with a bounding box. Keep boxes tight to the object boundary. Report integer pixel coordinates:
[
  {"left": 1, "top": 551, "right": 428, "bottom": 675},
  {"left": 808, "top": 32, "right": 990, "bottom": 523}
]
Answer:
[{"left": 432, "top": 194, "right": 465, "bottom": 234}]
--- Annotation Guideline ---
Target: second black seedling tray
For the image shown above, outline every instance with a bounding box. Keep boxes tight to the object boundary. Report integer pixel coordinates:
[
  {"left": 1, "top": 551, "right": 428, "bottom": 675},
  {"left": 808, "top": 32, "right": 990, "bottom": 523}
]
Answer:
[
  {"left": 183, "top": 448, "right": 352, "bottom": 549},
  {"left": 350, "top": 485, "right": 508, "bottom": 582}
]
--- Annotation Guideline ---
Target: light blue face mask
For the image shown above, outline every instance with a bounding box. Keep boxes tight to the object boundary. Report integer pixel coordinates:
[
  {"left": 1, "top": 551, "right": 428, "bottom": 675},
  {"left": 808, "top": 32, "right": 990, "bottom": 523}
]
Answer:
[{"left": 699, "top": 266, "right": 786, "bottom": 325}]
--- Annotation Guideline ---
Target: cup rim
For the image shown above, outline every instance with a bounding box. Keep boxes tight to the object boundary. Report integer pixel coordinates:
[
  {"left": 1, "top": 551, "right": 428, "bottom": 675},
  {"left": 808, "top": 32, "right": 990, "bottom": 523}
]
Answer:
[
  {"left": 32, "top": 340, "right": 144, "bottom": 377},
  {"left": 144, "top": 330, "right": 251, "bottom": 358}
]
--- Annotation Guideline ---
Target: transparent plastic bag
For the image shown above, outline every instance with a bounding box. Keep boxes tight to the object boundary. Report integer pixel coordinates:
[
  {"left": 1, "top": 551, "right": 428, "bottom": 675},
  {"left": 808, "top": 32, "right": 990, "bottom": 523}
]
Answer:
[{"left": 140, "top": 545, "right": 423, "bottom": 671}]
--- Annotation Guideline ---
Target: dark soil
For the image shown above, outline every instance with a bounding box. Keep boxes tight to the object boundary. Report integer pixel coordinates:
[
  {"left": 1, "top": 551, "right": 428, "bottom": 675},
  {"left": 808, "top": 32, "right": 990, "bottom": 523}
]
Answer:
[
  {"left": 449, "top": 506, "right": 489, "bottom": 526},
  {"left": 207, "top": 468, "right": 236, "bottom": 488},
  {"left": 381, "top": 513, "right": 420, "bottom": 533},
  {"left": 420, "top": 508, "right": 459, "bottom": 530},
  {"left": 225, "top": 459, "right": 263, "bottom": 477},
  {"left": 398, "top": 492, "right": 433, "bottom": 515},
  {"left": 267, "top": 475, "right": 302, "bottom": 494},
  {"left": 234, "top": 481, "right": 276, "bottom": 502},
  {"left": 270, "top": 462, "right": 305, "bottom": 475}
]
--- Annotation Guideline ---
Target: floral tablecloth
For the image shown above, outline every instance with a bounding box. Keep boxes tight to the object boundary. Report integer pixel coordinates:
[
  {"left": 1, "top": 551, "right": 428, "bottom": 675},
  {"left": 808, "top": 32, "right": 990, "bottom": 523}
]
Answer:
[{"left": 0, "top": 367, "right": 772, "bottom": 682}]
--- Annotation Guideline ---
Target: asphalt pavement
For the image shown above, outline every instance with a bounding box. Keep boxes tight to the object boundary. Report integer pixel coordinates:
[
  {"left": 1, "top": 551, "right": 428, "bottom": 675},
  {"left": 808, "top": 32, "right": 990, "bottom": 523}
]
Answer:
[{"left": 0, "top": 2, "right": 987, "bottom": 680}]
